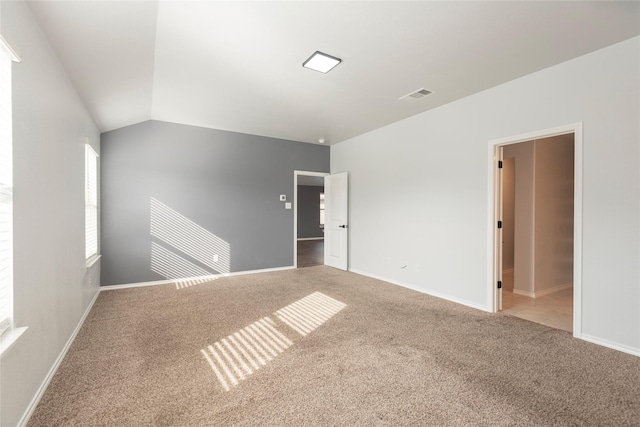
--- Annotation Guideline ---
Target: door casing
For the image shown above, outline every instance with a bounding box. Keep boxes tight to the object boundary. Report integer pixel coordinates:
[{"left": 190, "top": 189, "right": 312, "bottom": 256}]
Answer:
[
  {"left": 293, "top": 170, "right": 329, "bottom": 268},
  {"left": 487, "top": 123, "right": 583, "bottom": 338}
]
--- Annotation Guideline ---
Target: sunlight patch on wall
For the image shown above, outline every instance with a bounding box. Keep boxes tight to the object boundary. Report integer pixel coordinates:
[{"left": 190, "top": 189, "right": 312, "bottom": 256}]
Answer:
[
  {"left": 201, "top": 292, "right": 346, "bottom": 391},
  {"left": 150, "top": 197, "right": 231, "bottom": 289},
  {"left": 275, "top": 291, "right": 346, "bottom": 336},
  {"left": 151, "top": 242, "right": 211, "bottom": 279},
  {"left": 150, "top": 197, "right": 230, "bottom": 274}
]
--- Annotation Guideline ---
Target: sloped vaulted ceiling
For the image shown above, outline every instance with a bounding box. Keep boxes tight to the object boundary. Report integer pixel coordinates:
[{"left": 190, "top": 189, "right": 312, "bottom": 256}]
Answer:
[{"left": 26, "top": 1, "right": 640, "bottom": 144}]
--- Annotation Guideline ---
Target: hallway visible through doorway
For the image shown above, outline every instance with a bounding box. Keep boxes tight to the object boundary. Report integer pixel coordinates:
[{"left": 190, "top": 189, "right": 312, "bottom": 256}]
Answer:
[
  {"left": 297, "top": 240, "right": 324, "bottom": 268},
  {"left": 492, "top": 127, "right": 579, "bottom": 334}
]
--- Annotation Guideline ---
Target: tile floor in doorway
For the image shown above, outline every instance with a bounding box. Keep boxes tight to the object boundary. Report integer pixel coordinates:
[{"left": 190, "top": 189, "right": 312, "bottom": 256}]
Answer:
[{"left": 501, "top": 269, "right": 573, "bottom": 333}]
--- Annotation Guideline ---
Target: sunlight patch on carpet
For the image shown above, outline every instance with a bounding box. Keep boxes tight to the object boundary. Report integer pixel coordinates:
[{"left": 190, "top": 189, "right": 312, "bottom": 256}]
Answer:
[
  {"left": 201, "top": 317, "right": 293, "bottom": 391},
  {"left": 201, "top": 292, "right": 346, "bottom": 391},
  {"left": 275, "top": 292, "right": 347, "bottom": 336},
  {"left": 173, "top": 276, "right": 217, "bottom": 289}
]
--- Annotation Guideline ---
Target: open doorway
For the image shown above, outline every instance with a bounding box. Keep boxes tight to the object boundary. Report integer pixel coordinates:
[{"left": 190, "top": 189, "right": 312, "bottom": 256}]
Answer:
[
  {"left": 294, "top": 171, "right": 328, "bottom": 268},
  {"left": 501, "top": 135, "right": 574, "bottom": 332},
  {"left": 489, "top": 123, "right": 583, "bottom": 337}
]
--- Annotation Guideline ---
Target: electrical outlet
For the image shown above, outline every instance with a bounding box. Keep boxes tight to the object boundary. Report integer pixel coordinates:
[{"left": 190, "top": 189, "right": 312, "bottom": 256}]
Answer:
[
  {"left": 280, "top": 195, "right": 286, "bottom": 201},
  {"left": 213, "top": 254, "right": 219, "bottom": 263}
]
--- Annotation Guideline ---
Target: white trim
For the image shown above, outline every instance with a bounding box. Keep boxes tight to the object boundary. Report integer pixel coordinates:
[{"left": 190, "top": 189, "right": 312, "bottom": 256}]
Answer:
[
  {"left": 0, "top": 326, "right": 27, "bottom": 358},
  {"left": 297, "top": 237, "right": 324, "bottom": 241},
  {"left": 349, "top": 268, "right": 491, "bottom": 313},
  {"left": 17, "top": 289, "right": 100, "bottom": 427},
  {"left": 580, "top": 334, "right": 640, "bottom": 358},
  {"left": 511, "top": 285, "right": 572, "bottom": 299},
  {"left": 85, "top": 142, "right": 99, "bottom": 158},
  {"left": 85, "top": 254, "right": 101, "bottom": 269},
  {"left": 293, "top": 170, "right": 329, "bottom": 268},
  {"left": 533, "top": 283, "right": 572, "bottom": 298},
  {"left": 487, "top": 122, "right": 583, "bottom": 340},
  {"left": 512, "top": 288, "right": 536, "bottom": 298},
  {"left": 100, "top": 266, "right": 296, "bottom": 291},
  {"left": 0, "top": 34, "right": 21, "bottom": 63}
]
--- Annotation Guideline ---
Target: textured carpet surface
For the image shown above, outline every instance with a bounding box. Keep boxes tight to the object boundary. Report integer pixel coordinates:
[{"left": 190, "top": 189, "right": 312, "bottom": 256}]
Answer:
[{"left": 28, "top": 266, "right": 640, "bottom": 426}]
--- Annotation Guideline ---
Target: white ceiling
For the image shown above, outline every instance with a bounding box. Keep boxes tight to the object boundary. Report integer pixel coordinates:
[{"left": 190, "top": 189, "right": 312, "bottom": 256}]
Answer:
[{"left": 27, "top": 1, "right": 640, "bottom": 145}]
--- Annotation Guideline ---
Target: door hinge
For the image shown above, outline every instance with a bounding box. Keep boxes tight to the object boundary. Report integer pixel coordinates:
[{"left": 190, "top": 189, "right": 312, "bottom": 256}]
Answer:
[
  {"left": 497, "top": 281, "right": 502, "bottom": 289},
  {"left": 497, "top": 220, "right": 502, "bottom": 229},
  {"left": 498, "top": 160, "right": 503, "bottom": 169}
]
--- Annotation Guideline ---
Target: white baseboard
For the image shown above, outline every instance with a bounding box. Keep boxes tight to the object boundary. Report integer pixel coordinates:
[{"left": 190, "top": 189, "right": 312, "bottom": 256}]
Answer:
[
  {"left": 513, "top": 288, "right": 535, "bottom": 298},
  {"left": 348, "top": 268, "right": 491, "bottom": 313},
  {"left": 513, "top": 282, "right": 572, "bottom": 299},
  {"left": 533, "top": 282, "right": 572, "bottom": 298},
  {"left": 100, "top": 266, "right": 297, "bottom": 291},
  {"left": 579, "top": 334, "right": 640, "bottom": 358},
  {"left": 297, "top": 237, "right": 324, "bottom": 241},
  {"left": 17, "top": 288, "right": 101, "bottom": 427}
]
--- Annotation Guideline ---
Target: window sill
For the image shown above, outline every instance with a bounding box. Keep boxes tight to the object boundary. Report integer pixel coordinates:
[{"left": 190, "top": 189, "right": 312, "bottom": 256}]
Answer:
[
  {"left": 0, "top": 327, "right": 28, "bottom": 359},
  {"left": 86, "top": 254, "right": 101, "bottom": 269}
]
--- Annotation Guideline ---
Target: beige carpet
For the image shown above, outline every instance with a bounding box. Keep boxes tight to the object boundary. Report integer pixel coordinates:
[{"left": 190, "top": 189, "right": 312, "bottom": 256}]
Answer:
[{"left": 28, "top": 266, "right": 639, "bottom": 426}]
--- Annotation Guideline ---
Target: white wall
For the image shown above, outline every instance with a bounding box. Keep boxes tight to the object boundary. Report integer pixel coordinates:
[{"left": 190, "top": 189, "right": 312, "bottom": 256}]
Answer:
[
  {"left": 331, "top": 36, "right": 640, "bottom": 353},
  {"left": 0, "top": 2, "right": 100, "bottom": 426},
  {"left": 504, "top": 135, "right": 574, "bottom": 297},
  {"left": 534, "top": 134, "right": 574, "bottom": 294}
]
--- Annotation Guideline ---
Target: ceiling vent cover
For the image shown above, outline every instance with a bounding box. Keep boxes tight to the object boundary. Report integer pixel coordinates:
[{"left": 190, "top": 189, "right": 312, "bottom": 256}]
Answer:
[{"left": 399, "top": 88, "right": 432, "bottom": 103}]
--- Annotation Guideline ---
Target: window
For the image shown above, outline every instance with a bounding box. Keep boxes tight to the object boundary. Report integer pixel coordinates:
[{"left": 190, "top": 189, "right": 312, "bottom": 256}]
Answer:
[
  {"left": 85, "top": 144, "right": 98, "bottom": 260},
  {"left": 0, "top": 36, "right": 19, "bottom": 338},
  {"left": 319, "top": 192, "right": 325, "bottom": 228}
]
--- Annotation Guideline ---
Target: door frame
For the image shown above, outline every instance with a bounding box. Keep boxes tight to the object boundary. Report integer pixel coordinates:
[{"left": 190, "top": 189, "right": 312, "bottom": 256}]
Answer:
[
  {"left": 293, "top": 170, "right": 329, "bottom": 268},
  {"left": 486, "top": 122, "right": 583, "bottom": 338}
]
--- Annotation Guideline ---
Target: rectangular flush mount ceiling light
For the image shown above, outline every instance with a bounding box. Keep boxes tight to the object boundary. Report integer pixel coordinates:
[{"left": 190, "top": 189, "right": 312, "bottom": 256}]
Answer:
[{"left": 303, "top": 51, "right": 341, "bottom": 73}]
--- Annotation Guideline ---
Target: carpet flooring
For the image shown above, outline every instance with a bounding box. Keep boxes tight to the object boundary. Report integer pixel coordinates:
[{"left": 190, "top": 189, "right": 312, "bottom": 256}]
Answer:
[{"left": 28, "top": 266, "right": 640, "bottom": 426}]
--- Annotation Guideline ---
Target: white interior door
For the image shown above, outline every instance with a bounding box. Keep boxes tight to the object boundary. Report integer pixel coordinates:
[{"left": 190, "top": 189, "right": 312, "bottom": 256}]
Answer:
[
  {"left": 496, "top": 147, "right": 504, "bottom": 310},
  {"left": 324, "top": 172, "right": 348, "bottom": 270}
]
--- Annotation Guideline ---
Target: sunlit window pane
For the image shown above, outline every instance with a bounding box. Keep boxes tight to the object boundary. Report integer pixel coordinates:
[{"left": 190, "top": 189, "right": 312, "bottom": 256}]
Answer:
[
  {"left": 0, "top": 44, "right": 13, "bottom": 335},
  {"left": 85, "top": 145, "right": 98, "bottom": 259}
]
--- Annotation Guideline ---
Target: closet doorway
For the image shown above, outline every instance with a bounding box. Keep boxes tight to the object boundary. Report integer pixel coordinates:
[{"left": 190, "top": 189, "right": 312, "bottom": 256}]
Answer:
[{"left": 489, "top": 123, "right": 583, "bottom": 336}]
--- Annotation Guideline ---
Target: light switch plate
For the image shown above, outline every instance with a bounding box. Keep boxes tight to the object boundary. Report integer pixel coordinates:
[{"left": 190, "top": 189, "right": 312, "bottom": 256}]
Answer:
[
  {"left": 285, "top": 202, "right": 292, "bottom": 209},
  {"left": 280, "top": 195, "right": 286, "bottom": 201}
]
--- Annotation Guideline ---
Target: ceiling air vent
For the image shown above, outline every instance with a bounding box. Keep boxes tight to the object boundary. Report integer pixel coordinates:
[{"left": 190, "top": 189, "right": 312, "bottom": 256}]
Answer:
[{"left": 399, "top": 88, "right": 432, "bottom": 103}]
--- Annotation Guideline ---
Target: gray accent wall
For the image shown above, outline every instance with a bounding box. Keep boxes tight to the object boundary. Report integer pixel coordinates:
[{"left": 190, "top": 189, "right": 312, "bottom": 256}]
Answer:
[
  {"left": 101, "top": 120, "right": 329, "bottom": 285},
  {"left": 297, "top": 185, "right": 324, "bottom": 239}
]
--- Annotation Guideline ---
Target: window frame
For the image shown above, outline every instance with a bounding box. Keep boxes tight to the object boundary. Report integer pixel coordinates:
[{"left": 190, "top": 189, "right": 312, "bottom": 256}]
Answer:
[
  {"left": 0, "top": 34, "right": 26, "bottom": 354},
  {"left": 84, "top": 143, "right": 99, "bottom": 264}
]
